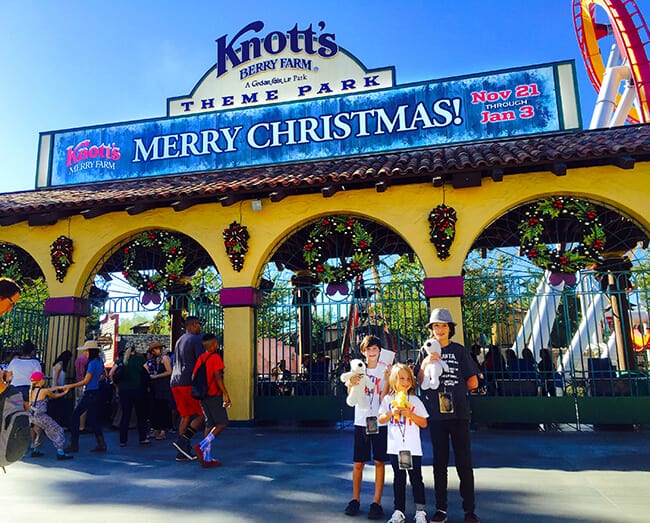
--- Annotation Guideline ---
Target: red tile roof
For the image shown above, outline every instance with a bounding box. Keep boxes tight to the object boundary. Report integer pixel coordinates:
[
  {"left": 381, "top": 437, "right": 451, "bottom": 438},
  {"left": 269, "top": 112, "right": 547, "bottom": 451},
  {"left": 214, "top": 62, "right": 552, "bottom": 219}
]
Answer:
[{"left": 2, "top": 124, "right": 649, "bottom": 226}]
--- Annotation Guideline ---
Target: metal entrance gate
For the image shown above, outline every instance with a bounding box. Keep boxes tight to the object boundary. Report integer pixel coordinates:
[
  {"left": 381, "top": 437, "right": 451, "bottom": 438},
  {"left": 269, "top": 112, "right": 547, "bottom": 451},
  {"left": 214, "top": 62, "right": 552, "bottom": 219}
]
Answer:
[
  {"left": 463, "top": 269, "right": 650, "bottom": 427},
  {"left": 254, "top": 280, "right": 429, "bottom": 421}
]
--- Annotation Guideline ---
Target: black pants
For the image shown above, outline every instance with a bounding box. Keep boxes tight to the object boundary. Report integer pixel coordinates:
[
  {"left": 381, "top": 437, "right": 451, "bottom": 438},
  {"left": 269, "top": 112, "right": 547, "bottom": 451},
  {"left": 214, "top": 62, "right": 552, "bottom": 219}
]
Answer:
[
  {"left": 389, "top": 454, "right": 425, "bottom": 513},
  {"left": 429, "top": 418, "right": 475, "bottom": 514},
  {"left": 118, "top": 387, "right": 148, "bottom": 444},
  {"left": 70, "top": 389, "right": 102, "bottom": 444},
  {"left": 150, "top": 397, "right": 172, "bottom": 431}
]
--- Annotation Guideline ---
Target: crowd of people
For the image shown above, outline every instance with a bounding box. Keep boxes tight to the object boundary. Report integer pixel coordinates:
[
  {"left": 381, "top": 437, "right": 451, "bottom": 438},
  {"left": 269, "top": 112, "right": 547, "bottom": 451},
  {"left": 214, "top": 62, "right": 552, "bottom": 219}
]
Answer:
[
  {"left": 469, "top": 342, "right": 560, "bottom": 396},
  {"left": 0, "top": 276, "right": 232, "bottom": 470}
]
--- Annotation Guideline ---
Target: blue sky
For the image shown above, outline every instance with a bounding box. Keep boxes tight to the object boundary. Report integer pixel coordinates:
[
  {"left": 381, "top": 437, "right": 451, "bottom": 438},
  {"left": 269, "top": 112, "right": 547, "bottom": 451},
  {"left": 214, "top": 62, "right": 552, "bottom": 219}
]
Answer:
[{"left": 0, "top": 0, "right": 601, "bottom": 194}]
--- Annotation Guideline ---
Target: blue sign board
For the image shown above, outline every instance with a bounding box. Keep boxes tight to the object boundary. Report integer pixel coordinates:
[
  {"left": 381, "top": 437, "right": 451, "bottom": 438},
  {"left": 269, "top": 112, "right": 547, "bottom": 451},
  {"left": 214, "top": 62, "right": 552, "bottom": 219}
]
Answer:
[{"left": 43, "top": 61, "right": 580, "bottom": 187}]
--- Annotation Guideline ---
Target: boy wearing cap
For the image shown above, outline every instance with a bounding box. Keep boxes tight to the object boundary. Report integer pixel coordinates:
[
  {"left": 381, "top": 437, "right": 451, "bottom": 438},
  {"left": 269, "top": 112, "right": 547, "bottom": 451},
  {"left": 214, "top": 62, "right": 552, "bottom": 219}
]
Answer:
[
  {"left": 416, "top": 308, "right": 481, "bottom": 523},
  {"left": 28, "top": 371, "right": 74, "bottom": 460}
]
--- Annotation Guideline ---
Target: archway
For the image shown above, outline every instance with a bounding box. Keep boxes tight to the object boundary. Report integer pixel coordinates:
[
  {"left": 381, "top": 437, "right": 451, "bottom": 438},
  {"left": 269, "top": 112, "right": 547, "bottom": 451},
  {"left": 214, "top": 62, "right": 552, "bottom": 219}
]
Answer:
[
  {"left": 254, "top": 214, "right": 428, "bottom": 421},
  {"left": 80, "top": 229, "right": 223, "bottom": 363},
  {"left": 462, "top": 195, "right": 650, "bottom": 426},
  {"left": 0, "top": 241, "right": 47, "bottom": 363}
]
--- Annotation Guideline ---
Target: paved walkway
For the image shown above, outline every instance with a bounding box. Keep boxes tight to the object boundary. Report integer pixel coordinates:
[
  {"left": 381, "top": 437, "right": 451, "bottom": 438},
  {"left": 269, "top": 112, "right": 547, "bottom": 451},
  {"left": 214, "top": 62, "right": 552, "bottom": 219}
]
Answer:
[{"left": 2, "top": 424, "right": 649, "bottom": 522}]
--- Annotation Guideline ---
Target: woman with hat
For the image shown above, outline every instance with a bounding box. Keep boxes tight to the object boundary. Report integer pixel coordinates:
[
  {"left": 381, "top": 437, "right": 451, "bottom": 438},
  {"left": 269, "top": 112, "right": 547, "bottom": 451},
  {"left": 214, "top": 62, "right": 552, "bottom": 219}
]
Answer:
[
  {"left": 416, "top": 308, "right": 481, "bottom": 523},
  {"left": 65, "top": 340, "right": 108, "bottom": 453},
  {"left": 144, "top": 340, "right": 172, "bottom": 440}
]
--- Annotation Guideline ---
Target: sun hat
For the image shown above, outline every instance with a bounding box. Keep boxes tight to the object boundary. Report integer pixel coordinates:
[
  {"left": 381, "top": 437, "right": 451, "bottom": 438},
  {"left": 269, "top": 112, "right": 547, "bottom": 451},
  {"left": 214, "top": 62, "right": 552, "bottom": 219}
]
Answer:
[
  {"left": 148, "top": 340, "right": 164, "bottom": 350},
  {"left": 77, "top": 339, "right": 100, "bottom": 351},
  {"left": 426, "top": 308, "right": 456, "bottom": 327},
  {"left": 30, "top": 371, "right": 48, "bottom": 382}
]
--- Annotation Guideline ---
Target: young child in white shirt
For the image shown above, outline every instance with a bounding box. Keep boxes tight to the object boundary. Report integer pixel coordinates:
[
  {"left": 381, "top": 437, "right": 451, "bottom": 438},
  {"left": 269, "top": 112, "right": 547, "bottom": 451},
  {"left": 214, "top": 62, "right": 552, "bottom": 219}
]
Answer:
[{"left": 378, "top": 363, "right": 429, "bottom": 523}]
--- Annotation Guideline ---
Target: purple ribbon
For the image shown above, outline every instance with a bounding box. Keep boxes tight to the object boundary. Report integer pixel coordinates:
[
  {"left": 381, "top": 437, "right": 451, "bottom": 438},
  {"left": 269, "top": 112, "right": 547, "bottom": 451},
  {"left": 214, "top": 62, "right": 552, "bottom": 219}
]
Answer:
[{"left": 548, "top": 272, "right": 577, "bottom": 287}]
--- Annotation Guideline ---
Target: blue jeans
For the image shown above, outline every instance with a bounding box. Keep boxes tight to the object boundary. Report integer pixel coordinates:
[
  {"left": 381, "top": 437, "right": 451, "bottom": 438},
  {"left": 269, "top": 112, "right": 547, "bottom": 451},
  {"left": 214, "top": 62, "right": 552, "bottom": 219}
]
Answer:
[
  {"left": 69, "top": 389, "right": 102, "bottom": 444},
  {"left": 118, "top": 387, "right": 148, "bottom": 444}
]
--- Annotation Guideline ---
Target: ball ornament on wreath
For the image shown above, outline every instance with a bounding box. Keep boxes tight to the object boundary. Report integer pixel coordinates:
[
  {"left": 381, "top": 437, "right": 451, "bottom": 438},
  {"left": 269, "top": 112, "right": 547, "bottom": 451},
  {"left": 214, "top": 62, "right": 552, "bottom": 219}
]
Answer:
[
  {"left": 122, "top": 230, "right": 186, "bottom": 294},
  {"left": 223, "top": 221, "right": 250, "bottom": 272},
  {"left": 50, "top": 235, "right": 74, "bottom": 282},
  {"left": 0, "top": 242, "right": 22, "bottom": 282},
  {"left": 518, "top": 196, "right": 606, "bottom": 275},
  {"left": 428, "top": 205, "right": 457, "bottom": 260},
  {"left": 303, "top": 216, "right": 373, "bottom": 284}
]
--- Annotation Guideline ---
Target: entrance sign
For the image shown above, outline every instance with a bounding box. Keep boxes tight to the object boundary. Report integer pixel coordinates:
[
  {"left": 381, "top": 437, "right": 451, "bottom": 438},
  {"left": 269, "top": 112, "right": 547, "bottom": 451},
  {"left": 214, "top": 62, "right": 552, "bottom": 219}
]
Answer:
[
  {"left": 37, "top": 61, "right": 580, "bottom": 188},
  {"left": 167, "top": 20, "right": 396, "bottom": 115}
]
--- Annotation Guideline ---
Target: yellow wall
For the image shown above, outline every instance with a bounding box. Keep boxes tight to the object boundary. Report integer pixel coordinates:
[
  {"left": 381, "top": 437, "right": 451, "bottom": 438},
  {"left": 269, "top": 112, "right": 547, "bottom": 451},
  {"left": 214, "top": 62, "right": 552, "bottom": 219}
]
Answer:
[{"left": 1, "top": 163, "right": 648, "bottom": 419}]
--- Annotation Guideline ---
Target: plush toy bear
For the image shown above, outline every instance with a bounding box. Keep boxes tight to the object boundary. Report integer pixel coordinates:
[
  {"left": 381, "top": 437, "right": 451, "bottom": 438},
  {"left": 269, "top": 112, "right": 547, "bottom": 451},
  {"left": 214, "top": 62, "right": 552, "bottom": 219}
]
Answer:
[
  {"left": 392, "top": 390, "right": 412, "bottom": 421},
  {"left": 420, "top": 338, "right": 449, "bottom": 390},
  {"left": 340, "top": 359, "right": 374, "bottom": 410}
]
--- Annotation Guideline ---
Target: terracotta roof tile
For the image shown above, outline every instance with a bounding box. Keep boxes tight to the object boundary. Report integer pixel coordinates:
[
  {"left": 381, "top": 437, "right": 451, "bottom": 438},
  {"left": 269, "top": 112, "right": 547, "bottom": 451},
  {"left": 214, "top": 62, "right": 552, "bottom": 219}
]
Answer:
[{"left": 1, "top": 124, "right": 649, "bottom": 225}]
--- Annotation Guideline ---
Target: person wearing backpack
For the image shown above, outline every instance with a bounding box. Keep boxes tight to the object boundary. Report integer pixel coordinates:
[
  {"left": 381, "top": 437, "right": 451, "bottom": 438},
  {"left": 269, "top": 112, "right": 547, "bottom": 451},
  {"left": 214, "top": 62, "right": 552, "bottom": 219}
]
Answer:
[
  {"left": 0, "top": 277, "right": 30, "bottom": 470},
  {"left": 170, "top": 316, "right": 205, "bottom": 462},
  {"left": 192, "top": 333, "right": 231, "bottom": 468}
]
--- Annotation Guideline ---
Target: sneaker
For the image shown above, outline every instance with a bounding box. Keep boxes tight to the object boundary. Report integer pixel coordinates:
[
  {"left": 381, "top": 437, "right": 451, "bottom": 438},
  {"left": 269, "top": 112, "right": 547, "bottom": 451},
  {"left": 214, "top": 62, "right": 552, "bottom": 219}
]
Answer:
[
  {"left": 172, "top": 438, "right": 194, "bottom": 460},
  {"left": 414, "top": 510, "right": 427, "bottom": 523},
  {"left": 154, "top": 430, "right": 167, "bottom": 440},
  {"left": 431, "top": 510, "right": 448, "bottom": 523},
  {"left": 367, "top": 502, "right": 383, "bottom": 520},
  {"left": 64, "top": 443, "right": 79, "bottom": 454},
  {"left": 387, "top": 510, "right": 405, "bottom": 523},
  {"left": 30, "top": 449, "right": 45, "bottom": 458},
  {"left": 175, "top": 450, "right": 194, "bottom": 462},
  {"left": 56, "top": 453, "right": 74, "bottom": 461},
  {"left": 139, "top": 439, "right": 151, "bottom": 445},
  {"left": 202, "top": 458, "right": 222, "bottom": 468},
  {"left": 344, "top": 499, "right": 360, "bottom": 516},
  {"left": 194, "top": 443, "right": 205, "bottom": 466},
  {"left": 464, "top": 513, "right": 480, "bottom": 523}
]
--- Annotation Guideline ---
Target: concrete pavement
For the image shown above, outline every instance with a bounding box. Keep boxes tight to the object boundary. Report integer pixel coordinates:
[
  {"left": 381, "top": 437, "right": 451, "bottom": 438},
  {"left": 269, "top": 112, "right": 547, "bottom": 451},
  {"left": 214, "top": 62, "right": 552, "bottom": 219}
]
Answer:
[{"left": 2, "top": 424, "right": 649, "bottom": 522}]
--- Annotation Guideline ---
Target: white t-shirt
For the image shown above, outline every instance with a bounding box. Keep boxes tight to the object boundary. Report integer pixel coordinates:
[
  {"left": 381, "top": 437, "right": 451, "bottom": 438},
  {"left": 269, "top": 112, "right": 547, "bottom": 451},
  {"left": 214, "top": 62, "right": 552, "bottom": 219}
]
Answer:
[
  {"left": 52, "top": 363, "right": 66, "bottom": 387},
  {"left": 379, "top": 393, "right": 429, "bottom": 456},
  {"left": 8, "top": 357, "right": 42, "bottom": 387},
  {"left": 353, "top": 364, "right": 388, "bottom": 427}
]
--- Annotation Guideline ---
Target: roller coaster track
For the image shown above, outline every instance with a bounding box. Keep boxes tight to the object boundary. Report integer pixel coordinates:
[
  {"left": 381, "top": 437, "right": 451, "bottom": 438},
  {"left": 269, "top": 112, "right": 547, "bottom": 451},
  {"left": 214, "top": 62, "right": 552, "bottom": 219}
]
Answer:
[{"left": 573, "top": 0, "right": 650, "bottom": 124}]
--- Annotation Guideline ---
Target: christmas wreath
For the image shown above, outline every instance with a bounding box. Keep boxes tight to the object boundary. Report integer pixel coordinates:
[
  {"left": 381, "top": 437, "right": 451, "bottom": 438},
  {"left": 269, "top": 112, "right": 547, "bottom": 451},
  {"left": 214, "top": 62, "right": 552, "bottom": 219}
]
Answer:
[
  {"left": 428, "top": 205, "right": 457, "bottom": 260},
  {"left": 50, "top": 236, "right": 74, "bottom": 282},
  {"left": 122, "top": 230, "right": 186, "bottom": 293},
  {"left": 0, "top": 242, "right": 22, "bottom": 281},
  {"left": 518, "top": 196, "right": 606, "bottom": 274},
  {"left": 223, "top": 221, "right": 250, "bottom": 272},
  {"left": 303, "top": 216, "right": 373, "bottom": 284}
]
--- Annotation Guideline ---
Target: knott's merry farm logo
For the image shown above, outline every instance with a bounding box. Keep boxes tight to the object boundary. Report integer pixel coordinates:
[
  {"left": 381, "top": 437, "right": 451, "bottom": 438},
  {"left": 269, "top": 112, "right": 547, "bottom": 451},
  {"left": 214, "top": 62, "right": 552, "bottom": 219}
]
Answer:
[
  {"left": 66, "top": 139, "right": 121, "bottom": 173},
  {"left": 166, "top": 20, "right": 395, "bottom": 115}
]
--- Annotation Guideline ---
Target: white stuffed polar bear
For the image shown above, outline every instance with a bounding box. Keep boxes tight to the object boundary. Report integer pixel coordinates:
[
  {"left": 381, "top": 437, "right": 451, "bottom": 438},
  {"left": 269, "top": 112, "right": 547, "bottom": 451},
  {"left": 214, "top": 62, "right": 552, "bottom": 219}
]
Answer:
[
  {"left": 420, "top": 338, "right": 449, "bottom": 390},
  {"left": 340, "top": 358, "right": 374, "bottom": 410}
]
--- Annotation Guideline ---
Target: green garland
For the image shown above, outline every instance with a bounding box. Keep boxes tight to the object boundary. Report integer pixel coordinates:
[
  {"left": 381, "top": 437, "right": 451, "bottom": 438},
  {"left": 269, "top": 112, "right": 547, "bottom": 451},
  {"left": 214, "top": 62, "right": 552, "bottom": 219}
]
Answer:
[
  {"left": 519, "top": 196, "right": 606, "bottom": 273},
  {"left": 122, "top": 230, "right": 186, "bottom": 293},
  {"left": 303, "top": 216, "right": 373, "bottom": 284},
  {"left": 0, "top": 242, "right": 22, "bottom": 282}
]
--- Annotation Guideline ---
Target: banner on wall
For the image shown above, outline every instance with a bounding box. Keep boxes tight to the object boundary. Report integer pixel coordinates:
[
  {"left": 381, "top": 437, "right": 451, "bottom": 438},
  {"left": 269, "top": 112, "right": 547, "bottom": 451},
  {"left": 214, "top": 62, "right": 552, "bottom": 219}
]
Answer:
[{"left": 38, "top": 61, "right": 580, "bottom": 188}]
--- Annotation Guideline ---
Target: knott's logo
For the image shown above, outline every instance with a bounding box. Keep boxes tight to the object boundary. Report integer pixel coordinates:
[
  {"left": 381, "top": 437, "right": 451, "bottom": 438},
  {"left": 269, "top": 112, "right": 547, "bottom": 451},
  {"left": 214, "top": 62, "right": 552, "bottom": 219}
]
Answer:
[
  {"left": 216, "top": 20, "right": 338, "bottom": 78},
  {"left": 65, "top": 139, "right": 121, "bottom": 174},
  {"left": 66, "top": 139, "right": 121, "bottom": 167}
]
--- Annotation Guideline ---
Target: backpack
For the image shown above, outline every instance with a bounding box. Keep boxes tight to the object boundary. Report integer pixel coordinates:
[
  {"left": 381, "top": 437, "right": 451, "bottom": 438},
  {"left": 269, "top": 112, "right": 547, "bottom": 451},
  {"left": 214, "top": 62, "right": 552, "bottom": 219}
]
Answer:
[
  {"left": 190, "top": 353, "right": 215, "bottom": 400},
  {"left": 0, "top": 384, "right": 31, "bottom": 471}
]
